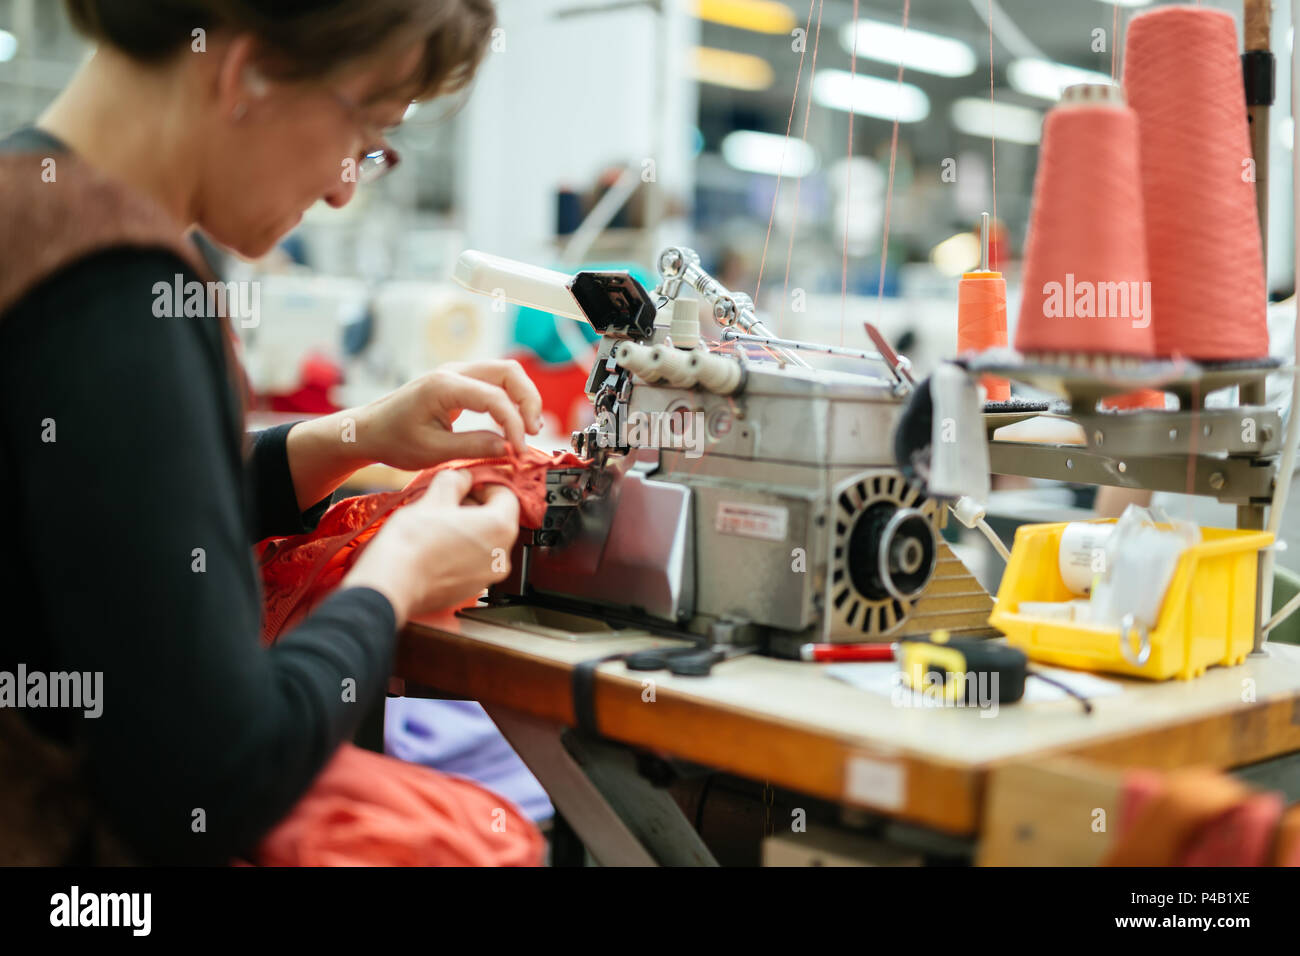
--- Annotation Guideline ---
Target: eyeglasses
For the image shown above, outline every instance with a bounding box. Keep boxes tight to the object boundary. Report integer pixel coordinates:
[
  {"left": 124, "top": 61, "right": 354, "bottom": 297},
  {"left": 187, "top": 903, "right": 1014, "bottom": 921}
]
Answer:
[
  {"left": 356, "top": 145, "right": 401, "bottom": 184},
  {"left": 327, "top": 88, "right": 403, "bottom": 185}
]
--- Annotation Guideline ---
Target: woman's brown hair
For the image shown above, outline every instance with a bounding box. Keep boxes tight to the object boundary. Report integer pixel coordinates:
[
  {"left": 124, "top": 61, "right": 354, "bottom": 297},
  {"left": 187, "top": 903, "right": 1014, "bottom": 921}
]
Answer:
[{"left": 63, "top": 0, "right": 496, "bottom": 102}]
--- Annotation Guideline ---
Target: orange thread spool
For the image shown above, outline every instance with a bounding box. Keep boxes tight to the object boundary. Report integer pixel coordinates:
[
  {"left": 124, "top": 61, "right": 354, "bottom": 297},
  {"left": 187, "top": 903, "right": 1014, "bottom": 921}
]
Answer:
[
  {"left": 958, "top": 212, "right": 1010, "bottom": 402},
  {"left": 1124, "top": 6, "right": 1268, "bottom": 360},
  {"left": 959, "top": 274, "right": 1008, "bottom": 401},
  {"left": 959, "top": 274, "right": 1009, "bottom": 402},
  {"left": 1015, "top": 85, "right": 1156, "bottom": 358}
]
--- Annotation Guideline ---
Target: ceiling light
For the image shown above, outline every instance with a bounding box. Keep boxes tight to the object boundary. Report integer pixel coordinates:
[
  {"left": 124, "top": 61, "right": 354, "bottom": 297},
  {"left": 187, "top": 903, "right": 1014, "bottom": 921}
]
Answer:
[
  {"left": 0, "top": 30, "right": 18, "bottom": 63},
  {"left": 693, "top": 47, "right": 775, "bottom": 91},
  {"left": 1008, "top": 58, "right": 1112, "bottom": 102},
  {"left": 694, "top": 0, "right": 796, "bottom": 35},
  {"left": 951, "top": 97, "right": 1044, "bottom": 146},
  {"left": 839, "top": 20, "right": 977, "bottom": 78},
  {"left": 813, "top": 70, "right": 930, "bottom": 123},
  {"left": 721, "top": 130, "right": 817, "bottom": 178}
]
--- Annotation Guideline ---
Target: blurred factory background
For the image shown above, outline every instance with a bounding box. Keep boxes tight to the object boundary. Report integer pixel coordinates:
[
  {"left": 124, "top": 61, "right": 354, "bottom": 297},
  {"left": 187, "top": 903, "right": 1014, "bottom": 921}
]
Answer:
[{"left": 1, "top": 0, "right": 1293, "bottom": 434}]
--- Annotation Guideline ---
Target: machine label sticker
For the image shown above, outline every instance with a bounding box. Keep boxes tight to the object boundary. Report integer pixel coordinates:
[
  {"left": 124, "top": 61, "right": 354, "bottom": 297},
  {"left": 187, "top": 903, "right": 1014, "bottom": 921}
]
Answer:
[
  {"left": 715, "top": 502, "right": 788, "bottom": 542},
  {"left": 844, "top": 755, "right": 905, "bottom": 811}
]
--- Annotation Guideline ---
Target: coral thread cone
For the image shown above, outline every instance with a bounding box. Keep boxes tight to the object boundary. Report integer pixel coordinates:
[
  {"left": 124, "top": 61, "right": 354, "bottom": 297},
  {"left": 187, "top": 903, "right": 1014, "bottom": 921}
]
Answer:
[
  {"left": 1124, "top": 6, "right": 1268, "bottom": 360},
  {"left": 1015, "top": 92, "right": 1156, "bottom": 357}
]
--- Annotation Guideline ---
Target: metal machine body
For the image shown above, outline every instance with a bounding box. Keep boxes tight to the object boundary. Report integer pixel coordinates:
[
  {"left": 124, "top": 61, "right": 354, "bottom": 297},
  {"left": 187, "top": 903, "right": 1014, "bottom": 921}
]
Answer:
[{"left": 454, "top": 247, "right": 995, "bottom": 654}]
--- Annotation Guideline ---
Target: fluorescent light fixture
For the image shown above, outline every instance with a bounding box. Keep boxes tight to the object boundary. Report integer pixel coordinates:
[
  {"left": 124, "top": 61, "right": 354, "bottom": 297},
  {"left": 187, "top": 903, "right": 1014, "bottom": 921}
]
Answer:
[
  {"left": 839, "top": 20, "right": 976, "bottom": 78},
  {"left": 694, "top": 0, "right": 796, "bottom": 35},
  {"left": 0, "top": 30, "right": 17, "bottom": 63},
  {"left": 1008, "top": 58, "right": 1112, "bottom": 102},
  {"left": 693, "top": 47, "right": 775, "bottom": 91},
  {"left": 1092, "top": 0, "right": 1151, "bottom": 7},
  {"left": 721, "top": 130, "right": 817, "bottom": 178},
  {"left": 813, "top": 69, "right": 930, "bottom": 123},
  {"left": 951, "top": 97, "right": 1044, "bottom": 145}
]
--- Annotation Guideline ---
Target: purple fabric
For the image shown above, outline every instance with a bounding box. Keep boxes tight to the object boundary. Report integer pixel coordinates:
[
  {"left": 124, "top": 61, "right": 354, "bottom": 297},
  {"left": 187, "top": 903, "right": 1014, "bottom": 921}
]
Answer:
[{"left": 384, "top": 697, "right": 554, "bottom": 823}]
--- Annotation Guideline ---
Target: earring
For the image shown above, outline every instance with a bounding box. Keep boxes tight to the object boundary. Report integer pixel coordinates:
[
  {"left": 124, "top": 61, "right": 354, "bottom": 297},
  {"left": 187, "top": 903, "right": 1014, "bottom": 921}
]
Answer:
[{"left": 232, "top": 102, "right": 247, "bottom": 121}]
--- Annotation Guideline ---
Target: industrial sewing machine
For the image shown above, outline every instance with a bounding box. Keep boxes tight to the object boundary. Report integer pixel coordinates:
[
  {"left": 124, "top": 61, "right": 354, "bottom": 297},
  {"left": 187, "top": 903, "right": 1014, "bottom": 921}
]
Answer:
[{"left": 453, "top": 247, "right": 998, "bottom": 658}]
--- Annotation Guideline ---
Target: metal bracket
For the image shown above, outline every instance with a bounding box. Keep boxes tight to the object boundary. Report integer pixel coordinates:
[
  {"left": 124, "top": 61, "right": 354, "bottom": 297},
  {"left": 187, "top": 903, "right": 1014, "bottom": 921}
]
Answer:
[
  {"left": 988, "top": 441, "right": 1277, "bottom": 504},
  {"left": 1074, "top": 407, "right": 1283, "bottom": 458}
]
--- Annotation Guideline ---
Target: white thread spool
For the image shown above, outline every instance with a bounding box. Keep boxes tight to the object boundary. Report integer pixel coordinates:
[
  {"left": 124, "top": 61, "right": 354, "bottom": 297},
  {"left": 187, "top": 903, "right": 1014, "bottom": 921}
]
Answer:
[
  {"left": 1058, "top": 522, "right": 1114, "bottom": 595},
  {"left": 693, "top": 352, "right": 743, "bottom": 395},
  {"left": 615, "top": 342, "right": 660, "bottom": 382},
  {"left": 669, "top": 291, "right": 702, "bottom": 348},
  {"left": 647, "top": 344, "right": 698, "bottom": 387}
]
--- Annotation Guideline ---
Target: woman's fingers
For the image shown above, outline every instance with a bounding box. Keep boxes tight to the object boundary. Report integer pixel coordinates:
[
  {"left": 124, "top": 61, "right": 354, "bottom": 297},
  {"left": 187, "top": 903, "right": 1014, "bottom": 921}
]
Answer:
[
  {"left": 439, "top": 375, "right": 528, "bottom": 451},
  {"left": 425, "top": 429, "right": 509, "bottom": 462},
  {"left": 355, "top": 469, "right": 524, "bottom": 620},
  {"left": 418, "top": 468, "right": 474, "bottom": 508},
  {"left": 473, "top": 482, "right": 521, "bottom": 530},
  {"left": 446, "top": 360, "right": 544, "bottom": 434},
  {"left": 418, "top": 470, "right": 518, "bottom": 535}
]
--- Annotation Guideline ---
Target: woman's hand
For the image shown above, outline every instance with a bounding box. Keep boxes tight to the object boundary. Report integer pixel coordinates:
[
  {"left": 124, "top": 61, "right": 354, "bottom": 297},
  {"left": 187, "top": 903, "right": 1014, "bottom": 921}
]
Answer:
[
  {"left": 283, "top": 360, "right": 544, "bottom": 511},
  {"left": 354, "top": 359, "right": 545, "bottom": 469},
  {"left": 341, "top": 469, "right": 521, "bottom": 627}
]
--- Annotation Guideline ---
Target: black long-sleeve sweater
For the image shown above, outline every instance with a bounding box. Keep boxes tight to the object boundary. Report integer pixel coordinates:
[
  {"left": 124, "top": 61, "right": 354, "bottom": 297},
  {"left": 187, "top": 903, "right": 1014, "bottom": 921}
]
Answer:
[{"left": 0, "top": 127, "right": 398, "bottom": 864}]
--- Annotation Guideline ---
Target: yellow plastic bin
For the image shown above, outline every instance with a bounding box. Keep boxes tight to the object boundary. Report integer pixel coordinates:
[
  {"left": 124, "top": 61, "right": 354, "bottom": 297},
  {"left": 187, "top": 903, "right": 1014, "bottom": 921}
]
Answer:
[{"left": 989, "top": 520, "right": 1273, "bottom": 680}]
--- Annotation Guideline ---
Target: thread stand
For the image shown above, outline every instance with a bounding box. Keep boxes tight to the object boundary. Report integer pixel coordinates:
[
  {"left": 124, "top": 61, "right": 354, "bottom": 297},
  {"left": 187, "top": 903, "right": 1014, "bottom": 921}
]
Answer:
[
  {"left": 973, "top": 350, "right": 1289, "bottom": 517},
  {"left": 967, "top": 351, "right": 1283, "bottom": 410}
]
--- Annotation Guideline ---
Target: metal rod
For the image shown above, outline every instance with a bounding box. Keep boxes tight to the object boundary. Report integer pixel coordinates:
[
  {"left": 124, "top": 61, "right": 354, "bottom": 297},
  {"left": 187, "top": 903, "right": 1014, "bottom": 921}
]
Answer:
[
  {"left": 1253, "top": 0, "right": 1296, "bottom": 654},
  {"left": 743, "top": 320, "right": 812, "bottom": 368},
  {"left": 1240, "top": 0, "right": 1274, "bottom": 535},
  {"left": 657, "top": 246, "right": 810, "bottom": 367},
  {"left": 1265, "top": 586, "right": 1300, "bottom": 635},
  {"left": 719, "top": 328, "right": 887, "bottom": 364},
  {"left": 979, "top": 211, "right": 990, "bottom": 273}
]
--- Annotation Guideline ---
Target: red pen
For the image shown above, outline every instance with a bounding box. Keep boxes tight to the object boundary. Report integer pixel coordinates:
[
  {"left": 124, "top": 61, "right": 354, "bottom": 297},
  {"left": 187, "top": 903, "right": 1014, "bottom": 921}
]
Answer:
[{"left": 799, "top": 642, "right": 898, "bottom": 663}]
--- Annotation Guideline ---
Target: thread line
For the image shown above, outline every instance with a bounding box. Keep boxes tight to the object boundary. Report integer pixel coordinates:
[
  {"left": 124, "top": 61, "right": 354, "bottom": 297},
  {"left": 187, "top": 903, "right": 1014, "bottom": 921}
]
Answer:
[
  {"left": 753, "top": 0, "right": 817, "bottom": 315},
  {"left": 778, "top": 0, "right": 825, "bottom": 335},
  {"left": 987, "top": 0, "right": 998, "bottom": 272},
  {"left": 839, "top": 0, "right": 861, "bottom": 346},
  {"left": 876, "top": 0, "right": 912, "bottom": 318}
]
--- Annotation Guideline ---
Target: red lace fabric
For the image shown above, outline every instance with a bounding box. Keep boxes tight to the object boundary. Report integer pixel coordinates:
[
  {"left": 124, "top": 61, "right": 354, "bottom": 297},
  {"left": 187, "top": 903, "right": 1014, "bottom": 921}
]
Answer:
[
  {"left": 257, "top": 446, "right": 587, "bottom": 643},
  {"left": 252, "top": 742, "right": 546, "bottom": 867},
  {"left": 247, "top": 446, "right": 585, "bottom": 867}
]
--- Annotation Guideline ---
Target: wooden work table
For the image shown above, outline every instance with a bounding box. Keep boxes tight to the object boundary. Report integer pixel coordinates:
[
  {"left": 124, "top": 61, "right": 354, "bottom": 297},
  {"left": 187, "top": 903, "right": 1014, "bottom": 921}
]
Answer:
[{"left": 394, "top": 608, "right": 1300, "bottom": 845}]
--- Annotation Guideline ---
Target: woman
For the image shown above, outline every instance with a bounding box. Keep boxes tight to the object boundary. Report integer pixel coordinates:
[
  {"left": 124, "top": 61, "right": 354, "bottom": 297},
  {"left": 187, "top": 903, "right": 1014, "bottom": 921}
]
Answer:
[{"left": 0, "top": 0, "right": 537, "bottom": 864}]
